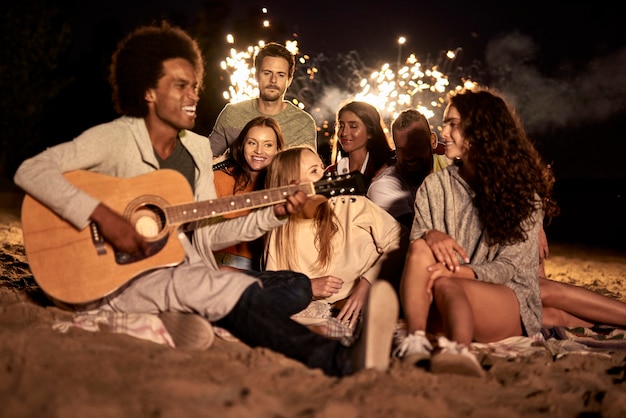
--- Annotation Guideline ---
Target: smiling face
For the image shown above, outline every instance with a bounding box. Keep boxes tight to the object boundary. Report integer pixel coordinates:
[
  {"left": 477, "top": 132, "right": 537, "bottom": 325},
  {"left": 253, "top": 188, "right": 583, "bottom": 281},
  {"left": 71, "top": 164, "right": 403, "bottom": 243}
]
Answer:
[
  {"left": 440, "top": 104, "right": 467, "bottom": 160},
  {"left": 336, "top": 110, "right": 369, "bottom": 153},
  {"left": 256, "top": 56, "right": 292, "bottom": 102},
  {"left": 145, "top": 58, "right": 199, "bottom": 132},
  {"left": 243, "top": 125, "right": 280, "bottom": 172}
]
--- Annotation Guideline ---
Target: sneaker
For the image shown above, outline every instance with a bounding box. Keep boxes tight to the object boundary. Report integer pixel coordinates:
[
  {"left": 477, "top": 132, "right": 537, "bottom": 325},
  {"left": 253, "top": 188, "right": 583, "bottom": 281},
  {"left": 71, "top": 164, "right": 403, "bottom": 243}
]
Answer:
[
  {"left": 159, "top": 312, "right": 215, "bottom": 350},
  {"left": 430, "top": 336, "right": 485, "bottom": 377},
  {"left": 349, "top": 280, "right": 399, "bottom": 371},
  {"left": 392, "top": 330, "right": 433, "bottom": 364}
]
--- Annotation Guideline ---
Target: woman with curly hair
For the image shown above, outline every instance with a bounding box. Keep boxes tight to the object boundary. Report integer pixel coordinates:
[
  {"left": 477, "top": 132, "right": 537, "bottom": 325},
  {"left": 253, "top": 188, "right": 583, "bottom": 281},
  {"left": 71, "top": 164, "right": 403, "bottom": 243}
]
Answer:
[
  {"left": 326, "top": 101, "right": 395, "bottom": 188},
  {"left": 393, "top": 87, "right": 559, "bottom": 377}
]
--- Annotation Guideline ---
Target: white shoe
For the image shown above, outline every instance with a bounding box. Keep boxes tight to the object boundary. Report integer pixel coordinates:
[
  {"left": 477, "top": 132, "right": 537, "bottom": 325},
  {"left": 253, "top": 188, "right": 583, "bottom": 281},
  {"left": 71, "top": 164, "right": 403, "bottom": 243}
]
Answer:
[
  {"left": 392, "top": 330, "right": 433, "bottom": 364},
  {"left": 350, "top": 280, "right": 399, "bottom": 371},
  {"left": 430, "top": 336, "right": 485, "bottom": 377}
]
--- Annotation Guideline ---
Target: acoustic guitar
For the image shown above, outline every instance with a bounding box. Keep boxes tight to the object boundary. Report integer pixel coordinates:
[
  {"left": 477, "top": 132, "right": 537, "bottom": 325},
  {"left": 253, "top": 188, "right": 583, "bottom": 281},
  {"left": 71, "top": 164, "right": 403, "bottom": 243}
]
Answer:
[{"left": 21, "top": 169, "right": 365, "bottom": 305}]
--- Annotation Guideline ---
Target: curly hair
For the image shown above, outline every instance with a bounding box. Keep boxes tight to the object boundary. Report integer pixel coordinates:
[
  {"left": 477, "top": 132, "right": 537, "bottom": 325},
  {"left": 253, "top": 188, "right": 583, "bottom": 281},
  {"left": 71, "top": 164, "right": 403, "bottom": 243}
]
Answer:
[
  {"left": 254, "top": 42, "right": 296, "bottom": 79},
  {"left": 449, "top": 88, "right": 558, "bottom": 246},
  {"left": 225, "top": 116, "right": 285, "bottom": 193},
  {"left": 109, "top": 21, "right": 204, "bottom": 117},
  {"left": 265, "top": 146, "right": 339, "bottom": 273},
  {"left": 332, "top": 101, "right": 395, "bottom": 182}
]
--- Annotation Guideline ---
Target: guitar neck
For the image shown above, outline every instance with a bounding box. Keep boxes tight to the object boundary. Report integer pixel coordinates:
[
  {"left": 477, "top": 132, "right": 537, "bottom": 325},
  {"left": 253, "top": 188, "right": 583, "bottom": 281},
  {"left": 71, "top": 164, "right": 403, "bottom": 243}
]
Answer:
[{"left": 165, "top": 182, "right": 315, "bottom": 226}]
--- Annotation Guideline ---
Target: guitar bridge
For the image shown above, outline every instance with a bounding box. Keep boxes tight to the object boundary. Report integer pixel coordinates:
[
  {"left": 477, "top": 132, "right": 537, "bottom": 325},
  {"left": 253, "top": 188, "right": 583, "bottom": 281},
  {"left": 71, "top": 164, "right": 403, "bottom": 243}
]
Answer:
[{"left": 89, "top": 222, "right": 107, "bottom": 256}]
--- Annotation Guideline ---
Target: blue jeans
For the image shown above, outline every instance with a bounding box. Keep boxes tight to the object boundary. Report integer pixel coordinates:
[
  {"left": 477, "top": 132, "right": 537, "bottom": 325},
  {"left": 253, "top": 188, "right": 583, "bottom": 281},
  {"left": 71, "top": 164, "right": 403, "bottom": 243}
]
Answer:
[
  {"left": 245, "top": 269, "right": 313, "bottom": 316},
  {"left": 215, "top": 271, "right": 352, "bottom": 377}
]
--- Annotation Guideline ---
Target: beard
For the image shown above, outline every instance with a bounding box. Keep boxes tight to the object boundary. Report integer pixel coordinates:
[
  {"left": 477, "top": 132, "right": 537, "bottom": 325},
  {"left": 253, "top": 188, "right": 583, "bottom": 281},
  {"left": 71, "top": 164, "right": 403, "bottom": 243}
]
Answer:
[
  {"left": 399, "top": 163, "right": 431, "bottom": 187},
  {"left": 259, "top": 86, "right": 284, "bottom": 102}
]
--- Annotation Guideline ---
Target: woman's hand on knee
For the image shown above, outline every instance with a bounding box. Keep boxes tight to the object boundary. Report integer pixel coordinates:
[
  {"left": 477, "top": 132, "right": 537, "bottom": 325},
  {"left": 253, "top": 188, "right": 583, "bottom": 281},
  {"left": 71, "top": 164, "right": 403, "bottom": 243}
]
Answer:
[{"left": 424, "top": 230, "right": 469, "bottom": 271}]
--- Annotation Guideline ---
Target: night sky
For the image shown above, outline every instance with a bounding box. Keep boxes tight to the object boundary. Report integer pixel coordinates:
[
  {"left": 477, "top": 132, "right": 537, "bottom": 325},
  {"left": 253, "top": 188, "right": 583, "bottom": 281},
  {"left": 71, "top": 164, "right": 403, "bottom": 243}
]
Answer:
[
  {"left": 57, "top": 0, "right": 626, "bottom": 178},
  {"left": 3, "top": 0, "right": 625, "bottom": 249}
]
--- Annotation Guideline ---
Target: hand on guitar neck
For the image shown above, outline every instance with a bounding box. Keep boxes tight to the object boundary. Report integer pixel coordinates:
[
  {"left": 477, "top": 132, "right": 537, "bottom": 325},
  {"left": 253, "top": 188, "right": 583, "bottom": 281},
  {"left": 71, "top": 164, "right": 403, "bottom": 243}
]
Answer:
[{"left": 269, "top": 189, "right": 308, "bottom": 219}]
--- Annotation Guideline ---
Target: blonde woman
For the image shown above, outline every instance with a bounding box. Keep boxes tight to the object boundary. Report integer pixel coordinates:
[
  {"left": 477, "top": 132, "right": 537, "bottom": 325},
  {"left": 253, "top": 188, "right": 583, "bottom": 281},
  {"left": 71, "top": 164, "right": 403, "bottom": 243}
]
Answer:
[{"left": 264, "top": 146, "right": 407, "bottom": 344}]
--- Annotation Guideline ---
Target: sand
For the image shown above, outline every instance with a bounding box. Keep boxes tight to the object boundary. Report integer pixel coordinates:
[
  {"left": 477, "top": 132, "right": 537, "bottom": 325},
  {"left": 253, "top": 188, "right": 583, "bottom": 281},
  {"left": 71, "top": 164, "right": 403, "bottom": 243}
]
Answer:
[{"left": 1, "top": 193, "right": 625, "bottom": 417}]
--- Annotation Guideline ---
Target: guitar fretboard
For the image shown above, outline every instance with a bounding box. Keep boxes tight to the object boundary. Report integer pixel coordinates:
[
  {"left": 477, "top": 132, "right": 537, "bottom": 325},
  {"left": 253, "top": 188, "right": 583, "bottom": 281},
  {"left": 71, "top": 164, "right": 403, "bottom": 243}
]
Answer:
[{"left": 164, "top": 182, "right": 314, "bottom": 225}]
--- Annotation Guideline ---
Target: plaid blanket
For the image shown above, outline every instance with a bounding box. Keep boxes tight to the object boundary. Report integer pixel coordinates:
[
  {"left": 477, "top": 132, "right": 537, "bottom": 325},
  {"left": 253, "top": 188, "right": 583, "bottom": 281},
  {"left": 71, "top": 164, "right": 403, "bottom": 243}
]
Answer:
[
  {"left": 542, "top": 325, "right": 626, "bottom": 350},
  {"left": 53, "top": 310, "right": 175, "bottom": 347},
  {"left": 53, "top": 311, "right": 626, "bottom": 359}
]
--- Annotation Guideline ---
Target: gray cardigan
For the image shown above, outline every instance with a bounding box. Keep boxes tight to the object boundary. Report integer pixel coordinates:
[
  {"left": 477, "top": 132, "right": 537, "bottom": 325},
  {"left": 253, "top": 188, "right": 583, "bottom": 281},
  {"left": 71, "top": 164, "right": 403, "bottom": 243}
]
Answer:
[{"left": 410, "top": 165, "right": 543, "bottom": 336}]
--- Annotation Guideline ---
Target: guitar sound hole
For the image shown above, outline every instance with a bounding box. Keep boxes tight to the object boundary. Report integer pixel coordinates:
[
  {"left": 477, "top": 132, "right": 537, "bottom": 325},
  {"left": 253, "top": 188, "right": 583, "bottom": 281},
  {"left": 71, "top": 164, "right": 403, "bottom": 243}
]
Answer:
[{"left": 129, "top": 205, "right": 165, "bottom": 239}]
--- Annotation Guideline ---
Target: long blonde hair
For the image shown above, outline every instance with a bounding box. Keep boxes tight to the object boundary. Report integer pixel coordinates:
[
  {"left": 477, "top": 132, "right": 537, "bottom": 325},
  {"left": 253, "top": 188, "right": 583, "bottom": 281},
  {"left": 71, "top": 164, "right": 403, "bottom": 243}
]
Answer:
[{"left": 264, "top": 146, "right": 340, "bottom": 273}]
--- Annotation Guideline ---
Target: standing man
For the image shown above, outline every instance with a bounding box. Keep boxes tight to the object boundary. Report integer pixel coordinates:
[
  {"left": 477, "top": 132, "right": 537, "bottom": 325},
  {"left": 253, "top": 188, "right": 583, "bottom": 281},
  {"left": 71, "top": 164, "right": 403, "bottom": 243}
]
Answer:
[
  {"left": 14, "top": 22, "right": 397, "bottom": 377},
  {"left": 209, "top": 42, "right": 317, "bottom": 158}
]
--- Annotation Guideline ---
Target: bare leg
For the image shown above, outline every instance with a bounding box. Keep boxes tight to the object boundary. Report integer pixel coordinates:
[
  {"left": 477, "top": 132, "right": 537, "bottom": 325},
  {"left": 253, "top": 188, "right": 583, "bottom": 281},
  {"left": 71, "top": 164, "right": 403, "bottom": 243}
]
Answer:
[
  {"left": 430, "top": 277, "right": 474, "bottom": 345},
  {"left": 400, "top": 239, "right": 436, "bottom": 334},
  {"left": 401, "top": 239, "right": 523, "bottom": 344},
  {"left": 540, "top": 277, "right": 626, "bottom": 327},
  {"left": 432, "top": 277, "right": 523, "bottom": 344}
]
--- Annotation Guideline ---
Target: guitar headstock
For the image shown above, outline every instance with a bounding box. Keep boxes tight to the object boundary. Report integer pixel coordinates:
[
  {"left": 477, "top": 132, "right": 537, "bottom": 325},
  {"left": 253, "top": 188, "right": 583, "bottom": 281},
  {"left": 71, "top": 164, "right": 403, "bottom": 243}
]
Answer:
[{"left": 314, "top": 171, "right": 366, "bottom": 198}]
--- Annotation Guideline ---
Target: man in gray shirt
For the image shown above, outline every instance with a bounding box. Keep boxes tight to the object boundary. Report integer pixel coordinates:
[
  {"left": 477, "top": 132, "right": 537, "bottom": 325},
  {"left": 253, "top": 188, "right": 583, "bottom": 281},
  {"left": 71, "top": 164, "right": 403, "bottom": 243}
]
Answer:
[{"left": 209, "top": 42, "right": 317, "bottom": 158}]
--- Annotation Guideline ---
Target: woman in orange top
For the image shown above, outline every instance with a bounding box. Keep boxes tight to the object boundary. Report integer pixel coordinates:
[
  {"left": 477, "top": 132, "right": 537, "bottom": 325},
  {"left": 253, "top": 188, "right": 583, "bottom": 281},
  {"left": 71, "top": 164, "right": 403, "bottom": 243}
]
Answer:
[{"left": 213, "top": 116, "right": 285, "bottom": 270}]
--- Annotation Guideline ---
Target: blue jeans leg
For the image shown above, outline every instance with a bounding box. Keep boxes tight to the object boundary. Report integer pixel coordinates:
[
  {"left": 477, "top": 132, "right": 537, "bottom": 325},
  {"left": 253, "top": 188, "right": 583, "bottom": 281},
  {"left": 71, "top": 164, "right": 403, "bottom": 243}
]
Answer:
[
  {"left": 244, "top": 270, "right": 312, "bottom": 316},
  {"left": 215, "top": 282, "right": 352, "bottom": 377}
]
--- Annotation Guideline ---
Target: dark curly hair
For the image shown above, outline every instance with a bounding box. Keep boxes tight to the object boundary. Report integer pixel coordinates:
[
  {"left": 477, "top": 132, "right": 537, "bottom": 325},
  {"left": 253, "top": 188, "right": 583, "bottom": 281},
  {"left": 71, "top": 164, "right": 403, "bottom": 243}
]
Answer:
[
  {"left": 225, "top": 116, "right": 285, "bottom": 193},
  {"left": 109, "top": 21, "right": 204, "bottom": 117},
  {"left": 449, "top": 88, "right": 558, "bottom": 246}
]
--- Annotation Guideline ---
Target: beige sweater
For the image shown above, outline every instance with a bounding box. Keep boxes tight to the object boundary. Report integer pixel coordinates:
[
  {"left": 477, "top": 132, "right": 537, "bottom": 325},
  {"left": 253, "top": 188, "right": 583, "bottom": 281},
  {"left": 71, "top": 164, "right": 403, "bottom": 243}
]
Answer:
[{"left": 265, "top": 196, "right": 407, "bottom": 306}]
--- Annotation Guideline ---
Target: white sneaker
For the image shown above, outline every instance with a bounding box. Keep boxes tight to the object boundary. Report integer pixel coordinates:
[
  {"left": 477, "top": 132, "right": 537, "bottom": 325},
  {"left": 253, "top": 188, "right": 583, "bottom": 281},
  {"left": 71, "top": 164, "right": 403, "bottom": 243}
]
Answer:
[
  {"left": 392, "top": 330, "right": 433, "bottom": 364},
  {"left": 430, "top": 336, "right": 485, "bottom": 377}
]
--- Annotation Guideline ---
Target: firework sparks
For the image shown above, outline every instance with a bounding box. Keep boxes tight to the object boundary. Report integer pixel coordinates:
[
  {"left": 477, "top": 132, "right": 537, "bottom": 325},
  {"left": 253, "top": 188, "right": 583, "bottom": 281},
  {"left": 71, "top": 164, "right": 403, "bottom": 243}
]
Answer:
[{"left": 218, "top": 36, "right": 477, "bottom": 135}]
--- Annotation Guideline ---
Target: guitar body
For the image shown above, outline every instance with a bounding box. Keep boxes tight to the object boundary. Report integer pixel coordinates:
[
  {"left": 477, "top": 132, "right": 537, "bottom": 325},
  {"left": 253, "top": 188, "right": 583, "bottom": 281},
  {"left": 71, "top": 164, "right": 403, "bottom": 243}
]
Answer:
[
  {"left": 21, "top": 169, "right": 365, "bottom": 305},
  {"left": 21, "top": 170, "right": 192, "bottom": 305}
]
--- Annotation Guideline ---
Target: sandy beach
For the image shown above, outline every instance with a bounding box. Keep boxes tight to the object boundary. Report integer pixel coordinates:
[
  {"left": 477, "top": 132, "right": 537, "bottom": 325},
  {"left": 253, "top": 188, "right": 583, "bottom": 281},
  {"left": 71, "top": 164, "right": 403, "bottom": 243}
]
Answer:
[{"left": 1, "top": 193, "right": 625, "bottom": 417}]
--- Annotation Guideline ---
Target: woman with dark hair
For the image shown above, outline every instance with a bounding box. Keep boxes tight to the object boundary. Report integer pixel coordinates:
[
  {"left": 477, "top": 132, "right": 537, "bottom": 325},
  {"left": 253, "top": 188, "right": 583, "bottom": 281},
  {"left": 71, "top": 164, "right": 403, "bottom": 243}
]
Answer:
[
  {"left": 213, "top": 116, "right": 285, "bottom": 271},
  {"left": 394, "top": 87, "right": 558, "bottom": 377},
  {"left": 326, "top": 101, "right": 395, "bottom": 187}
]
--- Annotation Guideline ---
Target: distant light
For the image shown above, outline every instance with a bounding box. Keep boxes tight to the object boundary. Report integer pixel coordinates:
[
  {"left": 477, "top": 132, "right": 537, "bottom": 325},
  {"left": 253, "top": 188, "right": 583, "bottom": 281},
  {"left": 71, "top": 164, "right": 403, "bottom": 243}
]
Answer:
[
  {"left": 263, "top": 20, "right": 270, "bottom": 28},
  {"left": 398, "top": 36, "right": 406, "bottom": 45},
  {"left": 261, "top": 7, "right": 268, "bottom": 14},
  {"left": 226, "top": 34, "right": 234, "bottom": 44}
]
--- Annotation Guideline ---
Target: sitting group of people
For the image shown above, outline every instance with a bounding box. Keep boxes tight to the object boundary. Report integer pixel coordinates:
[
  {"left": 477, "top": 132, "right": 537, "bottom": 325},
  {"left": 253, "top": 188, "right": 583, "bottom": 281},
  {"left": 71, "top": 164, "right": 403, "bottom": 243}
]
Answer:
[
  {"left": 212, "top": 92, "right": 626, "bottom": 377},
  {"left": 14, "top": 22, "right": 626, "bottom": 379}
]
